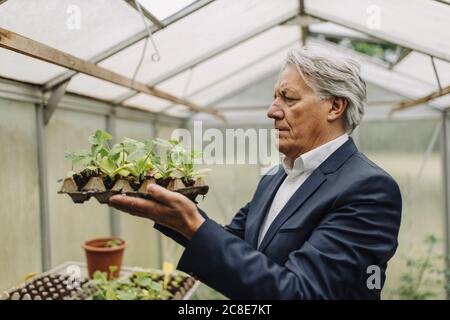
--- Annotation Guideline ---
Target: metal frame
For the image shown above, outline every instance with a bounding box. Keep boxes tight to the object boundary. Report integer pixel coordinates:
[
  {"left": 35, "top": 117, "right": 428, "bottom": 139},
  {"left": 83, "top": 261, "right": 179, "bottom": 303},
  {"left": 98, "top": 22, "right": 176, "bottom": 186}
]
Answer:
[
  {"left": 0, "top": 76, "right": 183, "bottom": 125},
  {"left": 388, "top": 48, "right": 412, "bottom": 70},
  {"left": 299, "top": 0, "right": 308, "bottom": 46},
  {"left": 303, "top": 6, "right": 450, "bottom": 62},
  {"left": 36, "top": 103, "right": 52, "bottom": 271},
  {"left": 113, "top": 9, "right": 302, "bottom": 105},
  {"left": 207, "top": 71, "right": 279, "bottom": 109},
  {"left": 43, "top": 0, "right": 215, "bottom": 91},
  {"left": 0, "top": 27, "right": 221, "bottom": 117},
  {"left": 43, "top": 81, "right": 69, "bottom": 125},
  {"left": 162, "top": 36, "right": 303, "bottom": 112},
  {"left": 442, "top": 110, "right": 450, "bottom": 299},
  {"left": 433, "top": 0, "right": 450, "bottom": 6},
  {"left": 124, "top": 0, "right": 164, "bottom": 28}
]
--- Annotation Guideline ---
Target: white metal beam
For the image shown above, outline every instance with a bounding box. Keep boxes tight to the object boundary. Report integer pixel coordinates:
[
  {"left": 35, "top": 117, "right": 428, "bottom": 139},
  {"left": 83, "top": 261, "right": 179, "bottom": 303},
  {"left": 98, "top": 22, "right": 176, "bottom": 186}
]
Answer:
[
  {"left": 43, "top": 81, "right": 69, "bottom": 125},
  {"left": 43, "top": 0, "right": 215, "bottom": 91},
  {"left": 162, "top": 37, "right": 302, "bottom": 112},
  {"left": 0, "top": 27, "right": 222, "bottom": 118},
  {"left": 114, "top": 10, "right": 302, "bottom": 104},
  {"left": 36, "top": 103, "right": 51, "bottom": 271},
  {"left": 304, "top": 2, "right": 450, "bottom": 62},
  {"left": 442, "top": 111, "right": 450, "bottom": 299}
]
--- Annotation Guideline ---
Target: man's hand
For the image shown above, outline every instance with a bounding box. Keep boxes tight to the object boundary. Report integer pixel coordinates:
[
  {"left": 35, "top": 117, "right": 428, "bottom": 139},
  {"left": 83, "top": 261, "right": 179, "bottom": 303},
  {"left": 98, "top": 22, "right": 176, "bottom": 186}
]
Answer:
[{"left": 108, "top": 184, "right": 205, "bottom": 240}]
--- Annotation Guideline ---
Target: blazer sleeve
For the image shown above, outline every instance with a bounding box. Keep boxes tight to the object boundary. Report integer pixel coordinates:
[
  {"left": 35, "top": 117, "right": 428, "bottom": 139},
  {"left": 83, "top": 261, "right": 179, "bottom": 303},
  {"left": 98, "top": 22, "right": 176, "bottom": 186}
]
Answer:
[
  {"left": 153, "top": 208, "right": 208, "bottom": 247},
  {"left": 153, "top": 171, "right": 269, "bottom": 246},
  {"left": 154, "top": 202, "right": 251, "bottom": 247},
  {"left": 176, "top": 173, "right": 402, "bottom": 299}
]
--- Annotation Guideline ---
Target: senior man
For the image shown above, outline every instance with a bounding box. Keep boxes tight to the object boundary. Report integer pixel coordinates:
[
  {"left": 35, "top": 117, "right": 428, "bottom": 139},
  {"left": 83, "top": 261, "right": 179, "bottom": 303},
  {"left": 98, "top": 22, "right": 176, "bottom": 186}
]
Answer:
[{"left": 109, "top": 48, "right": 402, "bottom": 300}]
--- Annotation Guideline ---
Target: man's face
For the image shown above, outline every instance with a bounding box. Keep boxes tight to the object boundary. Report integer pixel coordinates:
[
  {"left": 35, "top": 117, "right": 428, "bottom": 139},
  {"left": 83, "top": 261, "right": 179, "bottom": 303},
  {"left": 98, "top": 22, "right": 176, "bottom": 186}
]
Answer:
[{"left": 267, "top": 65, "right": 333, "bottom": 160}]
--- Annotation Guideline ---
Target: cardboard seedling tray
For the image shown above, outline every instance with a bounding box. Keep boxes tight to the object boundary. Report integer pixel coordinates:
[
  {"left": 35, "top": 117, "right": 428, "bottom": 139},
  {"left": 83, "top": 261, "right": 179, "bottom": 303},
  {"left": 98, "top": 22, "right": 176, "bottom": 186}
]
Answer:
[{"left": 58, "top": 176, "right": 209, "bottom": 204}]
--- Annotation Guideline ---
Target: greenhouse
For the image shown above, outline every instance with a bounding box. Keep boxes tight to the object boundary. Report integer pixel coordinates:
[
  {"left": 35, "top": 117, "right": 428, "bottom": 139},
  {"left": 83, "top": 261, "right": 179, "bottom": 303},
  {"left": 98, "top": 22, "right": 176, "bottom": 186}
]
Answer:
[{"left": 0, "top": 0, "right": 449, "bottom": 301}]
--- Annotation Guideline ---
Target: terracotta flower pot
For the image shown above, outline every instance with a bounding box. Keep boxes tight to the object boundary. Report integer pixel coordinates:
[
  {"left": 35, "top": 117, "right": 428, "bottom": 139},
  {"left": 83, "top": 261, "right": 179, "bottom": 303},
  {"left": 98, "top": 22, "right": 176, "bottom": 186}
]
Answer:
[{"left": 82, "top": 237, "right": 127, "bottom": 279}]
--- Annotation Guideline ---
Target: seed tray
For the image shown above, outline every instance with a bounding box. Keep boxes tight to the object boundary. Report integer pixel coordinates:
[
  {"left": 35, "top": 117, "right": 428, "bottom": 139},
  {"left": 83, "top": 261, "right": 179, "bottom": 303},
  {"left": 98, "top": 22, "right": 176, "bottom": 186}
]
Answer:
[
  {"left": 0, "top": 261, "right": 198, "bottom": 300},
  {"left": 58, "top": 176, "right": 209, "bottom": 204}
]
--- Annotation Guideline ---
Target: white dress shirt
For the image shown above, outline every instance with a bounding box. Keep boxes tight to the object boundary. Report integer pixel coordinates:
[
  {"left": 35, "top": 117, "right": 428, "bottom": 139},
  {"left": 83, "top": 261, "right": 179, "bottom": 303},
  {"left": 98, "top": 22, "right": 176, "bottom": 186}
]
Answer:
[{"left": 257, "top": 134, "right": 349, "bottom": 248}]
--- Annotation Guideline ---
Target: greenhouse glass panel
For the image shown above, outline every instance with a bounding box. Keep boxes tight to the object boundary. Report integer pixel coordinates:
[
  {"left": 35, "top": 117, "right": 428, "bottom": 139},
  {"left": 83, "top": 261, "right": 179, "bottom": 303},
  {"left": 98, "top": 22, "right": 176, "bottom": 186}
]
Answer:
[
  {"left": 0, "top": 0, "right": 153, "bottom": 61},
  {"left": 304, "top": 0, "right": 450, "bottom": 61},
  {"left": 0, "top": 49, "right": 67, "bottom": 84},
  {"left": 137, "top": 0, "right": 198, "bottom": 20},
  {"left": 306, "top": 39, "right": 450, "bottom": 109},
  {"left": 164, "top": 104, "right": 191, "bottom": 118},
  {"left": 358, "top": 118, "right": 445, "bottom": 299},
  {"left": 114, "top": 118, "right": 159, "bottom": 269},
  {"left": 0, "top": 99, "right": 41, "bottom": 291},
  {"left": 190, "top": 45, "right": 296, "bottom": 105},
  {"left": 97, "top": 0, "right": 299, "bottom": 93},
  {"left": 67, "top": 74, "right": 132, "bottom": 100},
  {"left": 394, "top": 52, "right": 450, "bottom": 87},
  {"left": 153, "top": 26, "right": 301, "bottom": 98},
  {"left": 45, "top": 108, "right": 110, "bottom": 267},
  {"left": 124, "top": 93, "right": 172, "bottom": 112},
  {"left": 309, "top": 22, "right": 370, "bottom": 40}
]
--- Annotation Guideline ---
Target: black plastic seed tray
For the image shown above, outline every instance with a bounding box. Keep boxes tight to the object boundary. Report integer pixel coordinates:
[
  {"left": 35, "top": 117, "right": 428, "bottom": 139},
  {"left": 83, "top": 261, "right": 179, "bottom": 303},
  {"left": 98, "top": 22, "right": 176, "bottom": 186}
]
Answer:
[{"left": 0, "top": 261, "right": 198, "bottom": 300}]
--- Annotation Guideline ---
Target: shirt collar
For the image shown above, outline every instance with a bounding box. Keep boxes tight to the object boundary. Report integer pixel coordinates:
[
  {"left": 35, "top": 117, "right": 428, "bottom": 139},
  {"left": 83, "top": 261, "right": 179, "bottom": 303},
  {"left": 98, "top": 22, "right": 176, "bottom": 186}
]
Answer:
[{"left": 282, "top": 134, "right": 349, "bottom": 177}]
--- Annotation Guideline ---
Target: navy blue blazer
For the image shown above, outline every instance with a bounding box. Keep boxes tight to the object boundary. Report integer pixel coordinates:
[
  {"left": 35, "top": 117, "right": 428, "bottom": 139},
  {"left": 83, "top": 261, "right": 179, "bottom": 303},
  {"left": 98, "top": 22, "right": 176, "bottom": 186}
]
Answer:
[{"left": 155, "top": 138, "right": 402, "bottom": 299}]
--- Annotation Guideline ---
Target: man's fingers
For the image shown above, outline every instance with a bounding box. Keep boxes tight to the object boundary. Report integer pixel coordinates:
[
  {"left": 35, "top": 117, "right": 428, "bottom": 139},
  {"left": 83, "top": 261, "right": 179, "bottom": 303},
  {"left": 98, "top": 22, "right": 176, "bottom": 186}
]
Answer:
[
  {"left": 108, "top": 195, "right": 163, "bottom": 219},
  {"left": 146, "top": 183, "right": 181, "bottom": 205}
]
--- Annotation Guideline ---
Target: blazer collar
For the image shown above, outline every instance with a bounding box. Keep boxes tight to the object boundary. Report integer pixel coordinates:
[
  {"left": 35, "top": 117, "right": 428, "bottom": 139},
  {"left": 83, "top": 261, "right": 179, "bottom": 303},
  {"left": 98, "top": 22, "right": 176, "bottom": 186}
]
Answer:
[
  {"left": 246, "top": 167, "right": 286, "bottom": 248},
  {"left": 256, "top": 137, "right": 359, "bottom": 252},
  {"left": 317, "top": 137, "right": 358, "bottom": 175}
]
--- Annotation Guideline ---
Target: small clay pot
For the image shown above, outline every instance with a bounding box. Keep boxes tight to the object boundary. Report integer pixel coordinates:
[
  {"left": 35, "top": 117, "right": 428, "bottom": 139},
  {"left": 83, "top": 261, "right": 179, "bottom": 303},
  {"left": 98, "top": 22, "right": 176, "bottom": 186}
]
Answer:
[{"left": 83, "top": 237, "right": 127, "bottom": 279}]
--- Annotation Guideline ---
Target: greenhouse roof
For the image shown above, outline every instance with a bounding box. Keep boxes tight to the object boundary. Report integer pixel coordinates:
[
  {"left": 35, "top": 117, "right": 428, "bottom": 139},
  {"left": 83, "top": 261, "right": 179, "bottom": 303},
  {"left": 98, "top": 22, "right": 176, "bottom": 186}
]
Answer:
[{"left": 0, "top": 0, "right": 449, "bottom": 120}]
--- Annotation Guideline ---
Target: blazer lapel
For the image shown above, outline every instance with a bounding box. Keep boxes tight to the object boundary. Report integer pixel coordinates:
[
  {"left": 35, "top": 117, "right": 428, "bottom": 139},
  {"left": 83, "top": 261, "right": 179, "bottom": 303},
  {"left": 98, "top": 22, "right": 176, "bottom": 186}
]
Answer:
[
  {"left": 258, "top": 169, "right": 326, "bottom": 252},
  {"left": 245, "top": 168, "right": 286, "bottom": 248},
  {"left": 257, "top": 138, "right": 358, "bottom": 252}
]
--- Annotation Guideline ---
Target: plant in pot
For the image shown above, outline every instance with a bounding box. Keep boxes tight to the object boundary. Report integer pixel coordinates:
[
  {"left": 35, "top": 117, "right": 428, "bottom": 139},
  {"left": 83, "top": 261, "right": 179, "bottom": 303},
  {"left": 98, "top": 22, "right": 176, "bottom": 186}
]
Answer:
[
  {"left": 78, "top": 270, "right": 173, "bottom": 300},
  {"left": 82, "top": 237, "right": 127, "bottom": 279},
  {"left": 171, "top": 146, "right": 211, "bottom": 188},
  {"left": 112, "top": 138, "right": 158, "bottom": 190},
  {"left": 152, "top": 138, "right": 180, "bottom": 188},
  {"left": 65, "top": 130, "right": 112, "bottom": 187}
]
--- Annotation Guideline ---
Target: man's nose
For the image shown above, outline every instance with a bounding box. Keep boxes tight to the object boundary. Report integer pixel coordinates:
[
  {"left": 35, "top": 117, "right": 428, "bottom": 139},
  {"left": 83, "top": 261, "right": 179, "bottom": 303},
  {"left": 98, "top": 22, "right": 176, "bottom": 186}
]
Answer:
[{"left": 267, "top": 102, "right": 284, "bottom": 120}]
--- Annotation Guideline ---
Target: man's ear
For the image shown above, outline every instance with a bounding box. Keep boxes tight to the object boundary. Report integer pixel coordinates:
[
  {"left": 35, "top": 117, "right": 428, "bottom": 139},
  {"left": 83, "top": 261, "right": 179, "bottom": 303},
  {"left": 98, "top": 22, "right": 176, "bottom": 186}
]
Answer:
[{"left": 328, "top": 97, "right": 347, "bottom": 121}]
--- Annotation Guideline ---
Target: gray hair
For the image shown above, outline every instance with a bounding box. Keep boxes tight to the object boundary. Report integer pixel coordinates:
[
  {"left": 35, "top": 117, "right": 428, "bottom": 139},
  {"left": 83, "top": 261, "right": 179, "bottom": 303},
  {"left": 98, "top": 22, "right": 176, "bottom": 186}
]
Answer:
[{"left": 282, "top": 47, "right": 366, "bottom": 133}]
